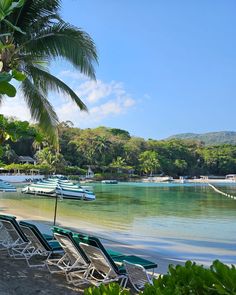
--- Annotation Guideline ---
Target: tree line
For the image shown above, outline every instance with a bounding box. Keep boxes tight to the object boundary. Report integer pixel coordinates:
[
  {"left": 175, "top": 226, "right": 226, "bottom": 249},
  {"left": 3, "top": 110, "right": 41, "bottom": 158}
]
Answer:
[{"left": 1, "top": 116, "right": 236, "bottom": 178}]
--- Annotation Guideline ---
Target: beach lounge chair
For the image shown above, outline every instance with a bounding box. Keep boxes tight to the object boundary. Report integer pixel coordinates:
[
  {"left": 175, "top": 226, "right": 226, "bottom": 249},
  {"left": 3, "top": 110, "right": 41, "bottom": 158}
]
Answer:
[
  {"left": 72, "top": 232, "right": 157, "bottom": 273},
  {"left": 19, "top": 221, "right": 63, "bottom": 267},
  {"left": 72, "top": 233, "right": 157, "bottom": 287},
  {"left": 123, "top": 260, "right": 154, "bottom": 291},
  {"left": 79, "top": 242, "right": 128, "bottom": 287},
  {"left": 0, "top": 215, "right": 29, "bottom": 257},
  {"left": 47, "top": 232, "right": 91, "bottom": 285},
  {"left": 52, "top": 227, "right": 157, "bottom": 287}
]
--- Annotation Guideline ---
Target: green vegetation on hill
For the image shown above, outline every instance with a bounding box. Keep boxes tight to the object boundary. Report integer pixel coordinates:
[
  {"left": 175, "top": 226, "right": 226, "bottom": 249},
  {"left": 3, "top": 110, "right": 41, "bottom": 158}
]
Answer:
[
  {"left": 167, "top": 131, "right": 236, "bottom": 145},
  {"left": 1, "top": 115, "right": 236, "bottom": 177}
]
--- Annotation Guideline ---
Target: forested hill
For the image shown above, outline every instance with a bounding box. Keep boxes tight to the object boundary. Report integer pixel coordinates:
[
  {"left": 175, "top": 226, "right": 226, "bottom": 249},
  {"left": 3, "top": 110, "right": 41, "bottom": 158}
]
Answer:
[
  {"left": 166, "top": 131, "right": 236, "bottom": 145},
  {"left": 1, "top": 114, "right": 236, "bottom": 177}
]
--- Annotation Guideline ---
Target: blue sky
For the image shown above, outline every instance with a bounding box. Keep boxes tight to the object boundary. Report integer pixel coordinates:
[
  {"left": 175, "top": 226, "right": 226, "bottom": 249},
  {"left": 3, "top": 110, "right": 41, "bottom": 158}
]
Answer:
[{"left": 1, "top": 0, "right": 236, "bottom": 139}]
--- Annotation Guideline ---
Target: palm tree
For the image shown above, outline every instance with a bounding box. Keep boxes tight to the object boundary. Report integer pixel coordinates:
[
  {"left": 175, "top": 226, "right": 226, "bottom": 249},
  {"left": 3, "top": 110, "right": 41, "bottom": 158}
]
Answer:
[{"left": 0, "top": 0, "right": 97, "bottom": 146}]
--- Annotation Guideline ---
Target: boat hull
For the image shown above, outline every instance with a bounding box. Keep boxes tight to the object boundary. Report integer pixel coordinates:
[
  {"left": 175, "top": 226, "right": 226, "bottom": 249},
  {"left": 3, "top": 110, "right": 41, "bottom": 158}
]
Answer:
[{"left": 55, "top": 188, "right": 95, "bottom": 201}]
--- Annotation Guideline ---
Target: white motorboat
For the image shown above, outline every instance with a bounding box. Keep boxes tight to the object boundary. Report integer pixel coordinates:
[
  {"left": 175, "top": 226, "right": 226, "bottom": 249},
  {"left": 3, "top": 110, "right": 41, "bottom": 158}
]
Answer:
[
  {"left": 0, "top": 180, "right": 17, "bottom": 192},
  {"left": 101, "top": 180, "right": 118, "bottom": 184},
  {"left": 55, "top": 186, "right": 95, "bottom": 201},
  {"left": 21, "top": 177, "right": 96, "bottom": 200}
]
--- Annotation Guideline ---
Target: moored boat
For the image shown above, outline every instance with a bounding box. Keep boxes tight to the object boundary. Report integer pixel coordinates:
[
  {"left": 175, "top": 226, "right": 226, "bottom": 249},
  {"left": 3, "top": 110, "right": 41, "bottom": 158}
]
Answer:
[
  {"left": 55, "top": 186, "right": 95, "bottom": 201},
  {"left": 21, "top": 176, "right": 95, "bottom": 200},
  {"left": 0, "top": 180, "right": 17, "bottom": 192},
  {"left": 101, "top": 180, "right": 118, "bottom": 184}
]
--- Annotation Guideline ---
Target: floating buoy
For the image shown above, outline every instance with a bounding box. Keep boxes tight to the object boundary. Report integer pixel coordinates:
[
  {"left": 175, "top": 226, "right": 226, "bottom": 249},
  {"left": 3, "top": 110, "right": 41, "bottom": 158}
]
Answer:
[{"left": 208, "top": 183, "right": 236, "bottom": 200}]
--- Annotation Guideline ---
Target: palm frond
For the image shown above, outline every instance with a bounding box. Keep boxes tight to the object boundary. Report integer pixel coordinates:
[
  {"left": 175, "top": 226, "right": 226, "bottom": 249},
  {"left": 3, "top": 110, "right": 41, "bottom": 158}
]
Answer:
[
  {"left": 12, "top": 0, "right": 61, "bottom": 29},
  {"left": 26, "top": 65, "right": 88, "bottom": 111},
  {"left": 22, "top": 21, "right": 98, "bottom": 79},
  {"left": 21, "top": 77, "right": 59, "bottom": 147}
]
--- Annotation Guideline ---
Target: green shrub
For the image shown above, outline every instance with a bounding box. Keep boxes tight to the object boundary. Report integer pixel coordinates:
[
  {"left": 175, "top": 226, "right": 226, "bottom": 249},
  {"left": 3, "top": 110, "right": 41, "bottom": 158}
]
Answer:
[
  {"left": 94, "top": 172, "right": 129, "bottom": 181},
  {"left": 143, "top": 261, "right": 216, "bottom": 295},
  {"left": 142, "top": 260, "right": 236, "bottom": 295},
  {"left": 64, "top": 166, "right": 87, "bottom": 175},
  {"left": 84, "top": 283, "right": 130, "bottom": 295},
  {"left": 210, "top": 260, "right": 236, "bottom": 294},
  {"left": 83, "top": 261, "right": 236, "bottom": 295}
]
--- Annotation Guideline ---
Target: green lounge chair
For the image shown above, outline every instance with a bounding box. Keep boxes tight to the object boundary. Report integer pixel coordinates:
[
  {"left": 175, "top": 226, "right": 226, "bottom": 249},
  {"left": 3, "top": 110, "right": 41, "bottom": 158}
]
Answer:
[
  {"left": 47, "top": 232, "right": 91, "bottom": 286},
  {"left": 75, "top": 234, "right": 157, "bottom": 287},
  {"left": 0, "top": 215, "right": 29, "bottom": 257},
  {"left": 79, "top": 242, "right": 128, "bottom": 287},
  {"left": 53, "top": 227, "right": 157, "bottom": 287},
  {"left": 19, "top": 221, "right": 62, "bottom": 267},
  {"left": 72, "top": 232, "right": 157, "bottom": 272}
]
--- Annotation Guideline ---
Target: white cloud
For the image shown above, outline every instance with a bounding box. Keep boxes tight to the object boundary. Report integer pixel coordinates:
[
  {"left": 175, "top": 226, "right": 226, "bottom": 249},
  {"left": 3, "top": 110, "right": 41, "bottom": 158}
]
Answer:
[
  {"left": 56, "top": 72, "right": 136, "bottom": 126},
  {"left": 0, "top": 71, "right": 136, "bottom": 127},
  {"left": 77, "top": 80, "right": 113, "bottom": 104},
  {"left": 0, "top": 91, "right": 31, "bottom": 121}
]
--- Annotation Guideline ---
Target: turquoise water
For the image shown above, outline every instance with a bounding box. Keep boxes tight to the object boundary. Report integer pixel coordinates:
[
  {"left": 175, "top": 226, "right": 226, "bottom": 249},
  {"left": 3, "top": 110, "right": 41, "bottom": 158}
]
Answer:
[{"left": 0, "top": 182, "right": 236, "bottom": 265}]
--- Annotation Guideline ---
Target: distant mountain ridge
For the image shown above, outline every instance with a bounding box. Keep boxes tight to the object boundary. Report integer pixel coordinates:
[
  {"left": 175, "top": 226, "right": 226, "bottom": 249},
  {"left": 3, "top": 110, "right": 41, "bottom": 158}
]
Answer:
[{"left": 166, "top": 131, "right": 236, "bottom": 145}]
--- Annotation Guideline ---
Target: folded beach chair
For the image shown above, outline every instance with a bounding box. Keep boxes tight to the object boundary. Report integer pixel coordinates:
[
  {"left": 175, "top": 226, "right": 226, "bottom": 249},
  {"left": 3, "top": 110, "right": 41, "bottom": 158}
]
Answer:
[
  {"left": 47, "top": 232, "right": 91, "bottom": 285},
  {"left": 123, "top": 260, "right": 154, "bottom": 291},
  {"left": 0, "top": 215, "right": 29, "bottom": 257},
  {"left": 19, "top": 221, "right": 63, "bottom": 267}
]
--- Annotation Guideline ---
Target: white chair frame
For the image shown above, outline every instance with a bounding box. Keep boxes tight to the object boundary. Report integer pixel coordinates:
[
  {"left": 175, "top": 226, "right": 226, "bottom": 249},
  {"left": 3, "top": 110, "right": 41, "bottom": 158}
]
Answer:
[
  {"left": 0, "top": 219, "right": 29, "bottom": 258},
  {"left": 123, "top": 260, "right": 154, "bottom": 291},
  {"left": 79, "top": 242, "right": 128, "bottom": 287},
  {"left": 19, "top": 225, "right": 61, "bottom": 268},
  {"left": 47, "top": 233, "right": 90, "bottom": 286}
]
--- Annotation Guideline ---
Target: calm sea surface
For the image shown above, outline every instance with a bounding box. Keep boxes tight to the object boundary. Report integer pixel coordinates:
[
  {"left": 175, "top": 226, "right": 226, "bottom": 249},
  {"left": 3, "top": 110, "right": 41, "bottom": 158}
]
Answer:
[{"left": 1, "top": 182, "right": 236, "bottom": 265}]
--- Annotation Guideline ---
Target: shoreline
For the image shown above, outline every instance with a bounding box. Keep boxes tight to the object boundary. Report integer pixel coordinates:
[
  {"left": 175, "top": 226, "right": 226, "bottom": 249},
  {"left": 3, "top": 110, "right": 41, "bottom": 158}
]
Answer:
[
  {"left": 1, "top": 181, "right": 235, "bottom": 274},
  {"left": 3, "top": 209, "right": 182, "bottom": 274}
]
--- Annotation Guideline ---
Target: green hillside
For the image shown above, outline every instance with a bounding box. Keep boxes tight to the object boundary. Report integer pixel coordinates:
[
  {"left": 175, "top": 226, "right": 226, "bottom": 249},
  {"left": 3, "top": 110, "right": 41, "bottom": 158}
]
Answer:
[{"left": 166, "top": 131, "right": 236, "bottom": 145}]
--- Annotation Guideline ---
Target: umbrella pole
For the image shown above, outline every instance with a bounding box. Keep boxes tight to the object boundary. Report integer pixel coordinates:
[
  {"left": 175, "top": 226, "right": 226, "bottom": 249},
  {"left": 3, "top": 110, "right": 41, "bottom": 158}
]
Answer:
[{"left": 53, "top": 193, "right": 58, "bottom": 226}]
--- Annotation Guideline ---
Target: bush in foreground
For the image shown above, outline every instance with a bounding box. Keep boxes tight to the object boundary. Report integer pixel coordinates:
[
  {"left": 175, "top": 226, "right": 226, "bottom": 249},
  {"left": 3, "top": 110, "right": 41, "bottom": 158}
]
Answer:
[{"left": 84, "top": 260, "right": 236, "bottom": 295}]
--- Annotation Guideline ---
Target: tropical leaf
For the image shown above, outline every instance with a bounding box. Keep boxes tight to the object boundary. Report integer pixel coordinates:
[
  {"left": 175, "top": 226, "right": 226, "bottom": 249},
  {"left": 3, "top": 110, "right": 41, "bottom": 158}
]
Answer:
[
  {"left": 0, "top": 72, "right": 12, "bottom": 82},
  {"left": 0, "top": 0, "right": 25, "bottom": 20},
  {"left": 0, "top": 81, "right": 16, "bottom": 96},
  {"left": 26, "top": 65, "right": 87, "bottom": 111},
  {"left": 22, "top": 21, "right": 97, "bottom": 79},
  {"left": 0, "top": 0, "right": 97, "bottom": 146},
  {"left": 12, "top": 69, "right": 26, "bottom": 81},
  {"left": 21, "top": 78, "right": 59, "bottom": 147},
  {"left": 2, "top": 18, "right": 25, "bottom": 34}
]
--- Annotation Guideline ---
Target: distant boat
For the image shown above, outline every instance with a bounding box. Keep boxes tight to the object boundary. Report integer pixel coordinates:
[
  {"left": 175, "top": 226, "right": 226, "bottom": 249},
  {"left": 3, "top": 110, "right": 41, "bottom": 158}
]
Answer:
[
  {"left": 142, "top": 176, "right": 173, "bottom": 183},
  {"left": 0, "top": 180, "right": 16, "bottom": 192},
  {"left": 21, "top": 177, "right": 95, "bottom": 201},
  {"left": 101, "top": 180, "right": 118, "bottom": 184}
]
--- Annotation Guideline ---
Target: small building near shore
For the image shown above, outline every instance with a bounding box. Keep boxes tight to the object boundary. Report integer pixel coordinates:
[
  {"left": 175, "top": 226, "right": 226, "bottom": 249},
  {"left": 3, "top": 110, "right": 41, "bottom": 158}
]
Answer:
[
  {"left": 85, "top": 166, "right": 94, "bottom": 179},
  {"left": 225, "top": 174, "right": 236, "bottom": 181},
  {"left": 18, "top": 156, "right": 36, "bottom": 165}
]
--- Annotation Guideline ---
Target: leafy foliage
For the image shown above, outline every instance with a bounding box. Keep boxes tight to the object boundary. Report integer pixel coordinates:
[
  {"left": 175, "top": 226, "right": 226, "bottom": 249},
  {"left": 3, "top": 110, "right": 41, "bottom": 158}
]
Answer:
[
  {"left": 84, "top": 283, "right": 130, "bottom": 295},
  {"left": 0, "top": 0, "right": 97, "bottom": 145},
  {"left": 0, "top": 0, "right": 26, "bottom": 97},
  {"left": 167, "top": 131, "right": 236, "bottom": 146},
  {"left": 83, "top": 261, "right": 236, "bottom": 295},
  {"left": 1, "top": 115, "right": 236, "bottom": 177}
]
